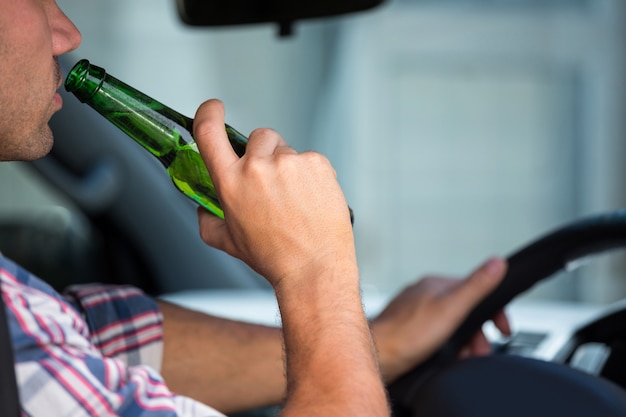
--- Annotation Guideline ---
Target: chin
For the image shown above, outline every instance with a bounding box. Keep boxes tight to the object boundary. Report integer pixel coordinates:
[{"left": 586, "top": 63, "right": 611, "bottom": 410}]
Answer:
[
  {"left": 28, "top": 140, "right": 55, "bottom": 161},
  {"left": 36, "top": 126, "right": 55, "bottom": 153},
  {"left": 0, "top": 129, "right": 55, "bottom": 162}
]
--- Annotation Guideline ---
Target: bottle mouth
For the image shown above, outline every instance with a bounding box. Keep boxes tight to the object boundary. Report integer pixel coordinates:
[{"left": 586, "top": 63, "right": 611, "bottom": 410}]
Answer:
[{"left": 64, "top": 59, "right": 103, "bottom": 103}]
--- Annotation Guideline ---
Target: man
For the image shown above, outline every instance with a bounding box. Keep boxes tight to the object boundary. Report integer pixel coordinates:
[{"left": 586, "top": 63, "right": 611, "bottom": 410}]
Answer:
[{"left": 0, "top": 0, "right": 510, "bottom": 416}]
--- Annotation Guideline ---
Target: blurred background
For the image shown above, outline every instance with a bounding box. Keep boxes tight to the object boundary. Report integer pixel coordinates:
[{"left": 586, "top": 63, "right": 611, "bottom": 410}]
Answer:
[{"left": 2, "top": 0, "right": 626, "bottom": 304}]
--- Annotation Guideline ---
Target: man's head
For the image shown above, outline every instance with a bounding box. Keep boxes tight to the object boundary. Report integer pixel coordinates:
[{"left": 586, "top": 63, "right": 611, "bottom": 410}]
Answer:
[{"left": 0, "top": 0, "right": 81, "bottom": 161}]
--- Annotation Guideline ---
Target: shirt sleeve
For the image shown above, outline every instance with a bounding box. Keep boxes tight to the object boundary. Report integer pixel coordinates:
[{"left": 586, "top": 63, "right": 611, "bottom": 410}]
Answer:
[
  {"left": 62, "top": 284, "right": 164, "bottom": 372},
  {"left": 1, "top": 261, "right": 226, "bottom": 417}
]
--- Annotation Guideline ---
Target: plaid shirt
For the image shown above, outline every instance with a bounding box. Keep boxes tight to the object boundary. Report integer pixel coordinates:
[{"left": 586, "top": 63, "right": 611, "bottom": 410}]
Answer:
[{"left": 0, "top": 254, "right": 225, "bottom": 417}]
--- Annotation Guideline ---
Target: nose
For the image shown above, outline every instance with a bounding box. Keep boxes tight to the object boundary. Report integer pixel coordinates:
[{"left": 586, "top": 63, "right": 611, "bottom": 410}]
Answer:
[{"left": 51, "top": 6, "right": 82, "bottom": 56}]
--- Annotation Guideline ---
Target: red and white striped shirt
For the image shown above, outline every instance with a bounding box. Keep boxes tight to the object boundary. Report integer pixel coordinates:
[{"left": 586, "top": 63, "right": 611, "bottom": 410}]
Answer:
[{"left": 0, "top": 254, "right": 225, "bottom": 417}]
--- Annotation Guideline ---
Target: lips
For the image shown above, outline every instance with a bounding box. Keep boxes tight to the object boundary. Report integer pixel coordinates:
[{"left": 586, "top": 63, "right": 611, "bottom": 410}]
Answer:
[
  {"left": 52, "top": 58, "right": 64, "bottom": 109},
  {"left": 53, "top": 57, "right": 63, "bottom": 91}
]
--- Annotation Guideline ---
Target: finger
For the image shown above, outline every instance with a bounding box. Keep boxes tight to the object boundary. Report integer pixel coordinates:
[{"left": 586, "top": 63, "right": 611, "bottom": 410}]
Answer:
[
  {"left": 197, "top": 207, "right": 235, "bottom": 255},
  {"left": 458, "top": 346, "right": 471, "bottom": 359},
  {"left": 467, "top": 331, "right": 492, "bottom": 357},
  {"left": 194, "top": 99, "right": 240, "bottom": 176},
  {"left": 245, "top": 128, "right": 288, "bottom": 157},
  {"left": 446, "top": 258, "right": 507, "bottom": 321},
  {"left": 492, "top": 309, "right": 512, "bottom": 336}
]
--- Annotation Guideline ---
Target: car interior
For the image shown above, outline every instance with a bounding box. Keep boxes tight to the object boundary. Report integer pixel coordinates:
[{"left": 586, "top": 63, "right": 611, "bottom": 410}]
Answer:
[{"left": 2, "top": 0, "right": 626, "bottom": 416}]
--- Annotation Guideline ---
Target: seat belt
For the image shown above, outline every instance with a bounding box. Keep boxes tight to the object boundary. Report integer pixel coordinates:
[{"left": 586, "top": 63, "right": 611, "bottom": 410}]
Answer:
[{"left": 0, "top": 283, "right": 21, "bottom": 417}]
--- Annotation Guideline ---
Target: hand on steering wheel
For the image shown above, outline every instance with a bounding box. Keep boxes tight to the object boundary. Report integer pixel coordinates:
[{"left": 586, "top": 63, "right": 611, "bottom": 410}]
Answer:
[
  {"left": 372, "top": 258, "right": 511, "bottom": 382},
  {"left": 387, "top": 210, "right": 626, "bottom": 417}
]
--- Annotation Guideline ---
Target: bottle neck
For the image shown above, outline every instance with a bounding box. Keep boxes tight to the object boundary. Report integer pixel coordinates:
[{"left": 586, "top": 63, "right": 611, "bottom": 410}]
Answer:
[{"left": 65, "top": 60, "right": 192, "bottom": 165}]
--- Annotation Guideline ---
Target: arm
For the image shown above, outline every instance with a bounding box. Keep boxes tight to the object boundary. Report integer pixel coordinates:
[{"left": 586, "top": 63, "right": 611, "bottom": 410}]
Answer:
[
  {"left": 188, "top": 99, "right": 389, "bottom": 417},
  {"left": 158, "top": 101, "right": 511, "bottom": 415},
  {"left": 158, "top": 258, "right": 510, "bottom": 413},
  {"left": 159, "top": 266, "right": 384, "bottom": 415},
  {"left": 275, "top": 252, "right": 385, "bottom": 416},
  {"left": 158, "top": 300, "right": 286, "bottom": 414}
]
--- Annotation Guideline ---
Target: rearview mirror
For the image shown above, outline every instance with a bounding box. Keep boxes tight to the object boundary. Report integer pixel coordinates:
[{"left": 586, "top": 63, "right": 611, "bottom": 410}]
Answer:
[{"left": 176, "top": 0, "right": 387, "bottom": 36}]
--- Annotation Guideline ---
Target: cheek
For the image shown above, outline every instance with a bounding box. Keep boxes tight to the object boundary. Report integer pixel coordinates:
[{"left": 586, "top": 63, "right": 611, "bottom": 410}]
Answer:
[
  {"left": 0, "top": 1, "right": 54, "bottom": 87},
  {"left": 0, "top": 71, "right": 55, "bottom": 161},
  {"left": 0, "top": 1, "right": 56, "bottom": 161},
  {"left": 0, "top": 62, "right": 45, "bottom": 124}
]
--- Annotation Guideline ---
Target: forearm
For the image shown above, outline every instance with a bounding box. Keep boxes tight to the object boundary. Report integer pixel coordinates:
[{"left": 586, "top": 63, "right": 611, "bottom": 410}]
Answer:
[
  {"left": 157, "top": 300, "right": 286, "bottom": 414},
  {"left": 276, "top": 261, "right": 389, "bottom": 417}
]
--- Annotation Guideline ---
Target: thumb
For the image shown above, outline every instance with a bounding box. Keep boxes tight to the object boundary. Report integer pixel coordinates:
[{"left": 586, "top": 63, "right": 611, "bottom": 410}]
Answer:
[{"left": 194, "top": 99, "right": 239, "bottom": 180}]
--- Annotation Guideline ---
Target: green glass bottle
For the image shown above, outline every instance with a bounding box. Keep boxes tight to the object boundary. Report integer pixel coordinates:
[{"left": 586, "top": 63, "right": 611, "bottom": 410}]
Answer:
[{"left": 64, "top": 59, "right": 353, "bottom": 223}]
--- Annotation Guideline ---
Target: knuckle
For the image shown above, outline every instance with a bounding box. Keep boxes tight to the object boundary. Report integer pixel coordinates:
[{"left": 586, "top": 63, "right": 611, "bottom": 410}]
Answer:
[
  {"left": 249, "top": 127, "right": 278, "bottom": 140},
  {"left": 303, "top": 151, "right": 330, "bottom": 168},
  {"left": 241, "top": 156, "right": 269, "bottom": 178},
  {"left": 274, "top": 150, "right": 296, "bottom": 165}
]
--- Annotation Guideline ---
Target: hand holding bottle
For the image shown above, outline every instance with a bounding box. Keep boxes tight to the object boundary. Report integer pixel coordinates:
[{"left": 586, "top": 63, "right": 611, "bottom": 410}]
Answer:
[
  {"left": 194, "top": 100, "right": 389, "bottom": 417},
  {"left": 66, "top": 61, "right": 388, "bottom": 415},
  {"left": 65, "top": 59, "right": 353, "bottom": 223},
  {"left": 194, "top": 99, "right": 356, "bottom": 289}
]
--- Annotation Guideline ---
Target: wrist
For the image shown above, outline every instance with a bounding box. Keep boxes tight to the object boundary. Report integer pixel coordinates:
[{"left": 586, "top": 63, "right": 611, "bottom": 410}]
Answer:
[
  {"left": 274, "top": 256, "right": 361, "bottom": 329},
  {"left": 272, "top": 248, "right": 359, "bottom": 296},
  {"left": 275, "top": 259, "right": 389, "bottom": 416}
]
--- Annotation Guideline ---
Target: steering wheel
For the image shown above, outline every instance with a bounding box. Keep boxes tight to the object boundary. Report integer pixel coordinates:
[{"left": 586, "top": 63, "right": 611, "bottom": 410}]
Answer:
[{"left": 387, "top": 210, "right": 626, "bottom": 417}]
